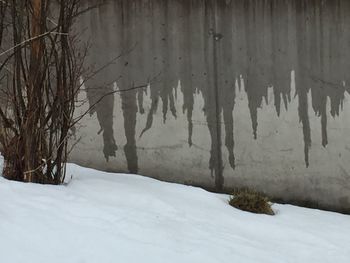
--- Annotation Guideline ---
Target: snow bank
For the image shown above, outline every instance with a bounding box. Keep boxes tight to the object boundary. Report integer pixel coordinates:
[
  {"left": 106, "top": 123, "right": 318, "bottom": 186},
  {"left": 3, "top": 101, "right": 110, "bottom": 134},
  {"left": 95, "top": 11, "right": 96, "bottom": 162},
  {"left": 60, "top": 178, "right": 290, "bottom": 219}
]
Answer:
[{"left": 0, "top": 161, "right": 349, "bottom": 263}]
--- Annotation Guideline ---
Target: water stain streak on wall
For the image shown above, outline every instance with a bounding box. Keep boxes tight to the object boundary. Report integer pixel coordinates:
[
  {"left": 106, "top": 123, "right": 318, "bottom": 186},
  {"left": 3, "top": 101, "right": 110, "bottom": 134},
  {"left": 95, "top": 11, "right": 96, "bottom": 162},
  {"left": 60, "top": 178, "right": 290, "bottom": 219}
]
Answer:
[{"left": 78, "top": 0, "right": 350, "bottom": 194}]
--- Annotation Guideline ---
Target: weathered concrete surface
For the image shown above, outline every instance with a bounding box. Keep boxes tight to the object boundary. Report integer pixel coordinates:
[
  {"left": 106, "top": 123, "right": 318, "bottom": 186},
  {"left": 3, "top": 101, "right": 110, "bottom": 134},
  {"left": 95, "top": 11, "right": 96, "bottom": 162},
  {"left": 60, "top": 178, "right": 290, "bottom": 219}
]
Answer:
[{"left": 70, "top": 0, "right": 350, "bottom": 213}]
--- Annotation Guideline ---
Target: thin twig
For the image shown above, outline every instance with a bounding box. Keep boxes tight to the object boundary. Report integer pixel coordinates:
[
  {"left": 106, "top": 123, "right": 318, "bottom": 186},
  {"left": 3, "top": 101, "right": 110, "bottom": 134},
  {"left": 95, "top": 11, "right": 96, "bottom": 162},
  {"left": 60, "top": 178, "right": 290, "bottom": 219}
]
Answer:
[{"left": 0, "top": 31, "right": 68, "bottom": 57}]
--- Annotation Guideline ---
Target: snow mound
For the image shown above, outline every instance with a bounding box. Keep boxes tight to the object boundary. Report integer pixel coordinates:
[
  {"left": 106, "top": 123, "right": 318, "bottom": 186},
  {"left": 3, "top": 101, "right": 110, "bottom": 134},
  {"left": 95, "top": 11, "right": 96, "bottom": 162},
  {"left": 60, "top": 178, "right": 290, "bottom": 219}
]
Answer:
[{"left": 0, "top": 162, "right": 350, "bottom": 263}]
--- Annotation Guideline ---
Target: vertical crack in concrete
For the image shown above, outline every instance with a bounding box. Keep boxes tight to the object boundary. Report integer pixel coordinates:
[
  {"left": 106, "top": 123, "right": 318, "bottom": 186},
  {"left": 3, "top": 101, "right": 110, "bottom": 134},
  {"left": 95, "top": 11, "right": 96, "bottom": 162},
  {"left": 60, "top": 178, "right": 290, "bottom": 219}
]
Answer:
[
  {"left": 211, "top": 0, "right": 224, "bottom": 190},
  {"left": 296, "top": 0, "right": 311, "bottom": 167},
  {"left": 179, "top": 0, "right": 194, "bottom": 147},
  {"left": 197, "top": 0, "right": 222, "bottom": 189},
  {"left": 217, "top": 0, "right": 236, "bottom": 170}
]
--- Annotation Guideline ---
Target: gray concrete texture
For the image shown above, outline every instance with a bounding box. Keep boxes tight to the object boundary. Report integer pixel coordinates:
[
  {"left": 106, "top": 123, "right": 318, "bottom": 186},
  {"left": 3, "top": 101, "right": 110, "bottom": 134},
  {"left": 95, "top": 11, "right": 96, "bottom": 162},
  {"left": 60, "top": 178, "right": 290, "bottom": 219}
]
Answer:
[{"left": 70, "top": 0, "right": 350, "bottom": 213}]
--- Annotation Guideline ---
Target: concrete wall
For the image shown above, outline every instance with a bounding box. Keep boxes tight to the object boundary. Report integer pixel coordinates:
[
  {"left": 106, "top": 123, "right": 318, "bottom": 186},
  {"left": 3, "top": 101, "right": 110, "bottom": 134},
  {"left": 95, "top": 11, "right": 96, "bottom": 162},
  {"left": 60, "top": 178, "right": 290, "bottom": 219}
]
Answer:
[{"left": 71, "top": 0, "right": 350, "bottom": 213}]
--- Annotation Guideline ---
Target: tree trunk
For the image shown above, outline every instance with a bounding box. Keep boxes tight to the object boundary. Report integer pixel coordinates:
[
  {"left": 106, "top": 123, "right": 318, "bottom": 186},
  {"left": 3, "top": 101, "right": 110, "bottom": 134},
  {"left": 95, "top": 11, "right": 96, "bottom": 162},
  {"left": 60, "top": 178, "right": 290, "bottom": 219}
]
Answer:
[{"left": 23, "top": 0, "right": 43, "bottom": 182}]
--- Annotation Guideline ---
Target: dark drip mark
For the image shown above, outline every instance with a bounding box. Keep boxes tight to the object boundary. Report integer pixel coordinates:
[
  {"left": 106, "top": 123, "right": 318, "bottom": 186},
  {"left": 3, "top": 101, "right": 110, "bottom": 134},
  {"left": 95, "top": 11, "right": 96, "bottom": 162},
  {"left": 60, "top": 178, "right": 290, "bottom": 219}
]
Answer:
[
  {"left": 161, "top": 83, "right": 178, "bottom": 124},
  {"left": 121, "top": 90, "right": 138, "bottom": 173},
  {"left": 118, "top": 0, "right": 140, "bottom": 172},
  {"left": 86, "top": 82, "right": 118, "bottom": 162},
  {"left": 222, "top": 99, "right": 235, "bottom": 169},
  {"left": 298, "top": 88, "right": 311, "bottom": 168},
  {"left": 296, "top": 0, "right": 311, "bottom": 167},
  {"left": 321, "top": 106, "right": 328, "bottom": 148},
  {"left": 187, "top": 108, "right": 193, "bottom": 147},
  {"left": 248, "top": 96, "right": 258, "bottom": 140},
  {"left": 80, "top": 2, "right": 120, "bottom": 162},
  {"left": 140, "top": 97, "right": 158, "bottom": 139},
  {"left": 169, "top": 91, "right": 177, "bottom": 119},
  {"left": 99, "top": 103, "right": 118, "bottom": 161},
  {"left": 161, "top": 92, "right": 168, "bottom": 123},
  {"left": 309, "top": 0, "right": 328, "bottom": 149}
]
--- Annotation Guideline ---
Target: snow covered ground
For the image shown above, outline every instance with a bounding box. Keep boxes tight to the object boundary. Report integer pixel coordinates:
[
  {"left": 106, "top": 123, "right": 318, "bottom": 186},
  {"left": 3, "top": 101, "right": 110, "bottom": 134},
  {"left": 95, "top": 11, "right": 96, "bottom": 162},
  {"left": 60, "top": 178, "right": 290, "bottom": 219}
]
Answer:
[{"left": 1, "top": 158, "right": 350, "bottom": 263}]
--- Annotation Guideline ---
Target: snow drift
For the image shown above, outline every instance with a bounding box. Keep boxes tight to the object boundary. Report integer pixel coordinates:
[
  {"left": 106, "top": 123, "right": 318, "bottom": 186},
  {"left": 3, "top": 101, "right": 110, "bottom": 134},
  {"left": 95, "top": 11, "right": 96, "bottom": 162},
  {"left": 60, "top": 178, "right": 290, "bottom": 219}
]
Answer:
[{"left": 0, "top": 158, "right": 349, "bottom": 263}]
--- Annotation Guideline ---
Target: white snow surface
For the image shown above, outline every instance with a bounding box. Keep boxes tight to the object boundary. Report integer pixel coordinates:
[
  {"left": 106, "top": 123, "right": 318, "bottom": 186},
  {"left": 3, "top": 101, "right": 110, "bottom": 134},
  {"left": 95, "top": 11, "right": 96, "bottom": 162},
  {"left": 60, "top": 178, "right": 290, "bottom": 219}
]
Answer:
[{"left": 0, "top": 158, "right": 350, "bottom": 263}]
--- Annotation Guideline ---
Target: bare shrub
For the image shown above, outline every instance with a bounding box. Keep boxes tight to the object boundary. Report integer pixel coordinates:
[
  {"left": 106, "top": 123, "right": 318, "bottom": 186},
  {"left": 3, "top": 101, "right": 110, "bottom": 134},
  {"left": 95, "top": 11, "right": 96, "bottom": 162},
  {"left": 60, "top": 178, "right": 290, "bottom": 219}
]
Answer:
[{"left": 0, "top": 0, "right": 83, "bottom": 184}]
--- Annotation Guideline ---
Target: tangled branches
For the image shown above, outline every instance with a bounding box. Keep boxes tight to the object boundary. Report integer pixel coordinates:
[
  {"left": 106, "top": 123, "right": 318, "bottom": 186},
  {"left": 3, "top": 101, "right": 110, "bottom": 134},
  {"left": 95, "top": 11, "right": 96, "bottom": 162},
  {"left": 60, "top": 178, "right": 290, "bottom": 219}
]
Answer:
[{"left": 0, "top": 0, "right": 83, "bottom": 184}]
